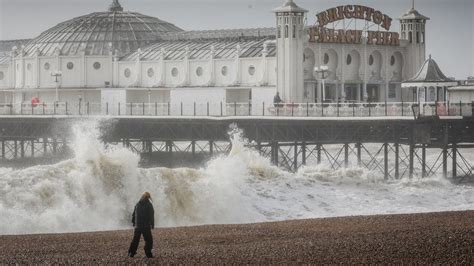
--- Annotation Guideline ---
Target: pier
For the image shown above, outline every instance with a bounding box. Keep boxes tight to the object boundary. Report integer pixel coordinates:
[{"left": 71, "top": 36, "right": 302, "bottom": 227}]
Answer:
[{"left": 0, "top": 101, "right": 473, "bottom": 180}]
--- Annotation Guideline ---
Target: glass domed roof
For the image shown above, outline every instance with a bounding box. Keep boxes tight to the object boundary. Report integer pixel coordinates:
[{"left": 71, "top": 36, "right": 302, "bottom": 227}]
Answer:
[{"left": 22, "top": 0, "right": 183, "bottom": 57}]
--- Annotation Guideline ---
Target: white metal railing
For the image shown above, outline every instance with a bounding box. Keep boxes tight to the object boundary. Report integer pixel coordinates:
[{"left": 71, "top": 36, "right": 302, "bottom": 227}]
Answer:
[{"left": 0, "top": 101, "right": 472, "bottom": 118}]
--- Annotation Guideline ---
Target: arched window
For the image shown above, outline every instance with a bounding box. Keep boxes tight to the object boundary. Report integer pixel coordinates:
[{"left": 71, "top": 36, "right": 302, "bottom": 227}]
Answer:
[
  {"left": 293, "top": 25, "right": 296, "bottom": 38},
  {"left": 323, "top": 53, "right": 329, "bottom": 65},
  {"left": 346, "top": 54, "right": 352, "bottom": 65},
  {"left": 285, "top": 25, "right": 289, "bottom": 38},
  {"left": 409, "top": 32, "right": 413, "bottom": 43},
  {"left": 277, "top": 26, "right": 282, "bottom": 38},
  {"left": 369, "top": 55, "right": 374, "bottom": 66},
  {"left": 416, "top": 32, "right": 420, "bottom": 44}
]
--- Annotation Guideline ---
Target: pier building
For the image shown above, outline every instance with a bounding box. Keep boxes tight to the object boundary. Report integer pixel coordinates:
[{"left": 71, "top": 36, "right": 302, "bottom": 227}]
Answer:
[{"left": 0, "top": 0, "right": 441, "bottom": 108}]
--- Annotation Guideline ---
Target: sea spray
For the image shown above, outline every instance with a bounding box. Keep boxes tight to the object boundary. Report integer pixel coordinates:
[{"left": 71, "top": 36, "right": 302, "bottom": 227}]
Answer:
[
  {"left": 0, "top": 120, "right": 142, "bottom": 234},
  {"left": 0, "top": 120, "right": 473, "bottom": 235}
]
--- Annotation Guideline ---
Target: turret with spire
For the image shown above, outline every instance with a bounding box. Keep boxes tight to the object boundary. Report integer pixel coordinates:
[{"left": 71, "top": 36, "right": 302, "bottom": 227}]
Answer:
[
  {"left": 399, "top": 0, "right": 429, "bottom": 81},
  {"left": 109, "top": 0, "right": 124, "bottom": 12},
  {"left": 399, "top": 0, "right": 429, "bottom": 43},
  {"left": 274, "top": 0, "right": 308, "bottom": 102}
]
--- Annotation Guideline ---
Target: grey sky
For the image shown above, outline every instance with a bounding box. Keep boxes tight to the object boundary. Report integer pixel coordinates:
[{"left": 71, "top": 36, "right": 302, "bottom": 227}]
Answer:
[{"left": 0, "top": 0, "right": 473, "bottom": 79}]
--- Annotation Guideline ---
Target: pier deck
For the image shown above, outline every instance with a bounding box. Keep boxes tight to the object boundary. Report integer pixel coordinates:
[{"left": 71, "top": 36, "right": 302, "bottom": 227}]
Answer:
[{"left": 0, "top": 115, "right": 473, "bottom": 180}]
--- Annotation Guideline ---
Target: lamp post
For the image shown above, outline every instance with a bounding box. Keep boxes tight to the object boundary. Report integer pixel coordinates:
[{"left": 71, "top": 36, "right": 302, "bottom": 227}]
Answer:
[
  {"left": 51, "top": 71, "right": 62, "bottom": 103},
  {"left": 314, "top": 66, "right": 329, "bottom": 103},
  {"left": 78, "top": 94, "right": 83, "bottom": 115},
  {"left": 148, "top": 89, "right": 152, "bottom": 114}
]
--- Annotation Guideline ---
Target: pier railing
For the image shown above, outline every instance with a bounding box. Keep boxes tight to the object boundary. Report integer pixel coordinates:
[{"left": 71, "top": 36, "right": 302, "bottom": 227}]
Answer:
[{"left": 0, "top": 101, "right": 472, "bottom": 118}]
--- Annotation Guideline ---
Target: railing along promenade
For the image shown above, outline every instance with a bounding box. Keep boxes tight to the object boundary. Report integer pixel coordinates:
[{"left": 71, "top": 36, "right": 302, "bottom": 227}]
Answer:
[
  {"left": 0, "top": 101, "right": 473, "bottom": 181},
  {"left": 0, "top": 101, "right": 473, "bottom": 117}
]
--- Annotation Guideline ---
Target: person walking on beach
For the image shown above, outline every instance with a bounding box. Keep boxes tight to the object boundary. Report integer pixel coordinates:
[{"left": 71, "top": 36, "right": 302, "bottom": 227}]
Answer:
[{"left": 128, "top": 192, "right": 155, "bottom": 258}]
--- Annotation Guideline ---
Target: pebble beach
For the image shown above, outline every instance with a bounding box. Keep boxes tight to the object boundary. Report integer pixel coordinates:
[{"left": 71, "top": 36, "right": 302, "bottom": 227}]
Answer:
[{"left": 0, "top": 211, "right": 472, "bottom": 264}]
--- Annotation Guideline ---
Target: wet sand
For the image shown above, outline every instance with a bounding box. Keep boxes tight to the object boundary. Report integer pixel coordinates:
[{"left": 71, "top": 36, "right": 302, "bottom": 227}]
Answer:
[{"left": 0, "top": 211, "right": 473, "bottom": 264}]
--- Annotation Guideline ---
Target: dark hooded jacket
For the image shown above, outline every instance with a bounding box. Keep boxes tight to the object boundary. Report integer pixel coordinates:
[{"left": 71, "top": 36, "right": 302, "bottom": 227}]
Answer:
[{"left": 132, "top": 199, "right": 155, "bottom": 229}]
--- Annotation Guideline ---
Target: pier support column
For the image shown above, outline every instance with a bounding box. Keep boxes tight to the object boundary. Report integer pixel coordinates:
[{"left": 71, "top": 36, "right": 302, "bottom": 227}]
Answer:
[
  {"left": 275, "top": 143, "right": 279, "bottom": 166},
  {"left": 443, "top": 145, "right": 448, "bottom": 178},
  {"left": 344, "top": 143, "right": 349, "bottom": 168},
  {"left": 270, "top": 142, "right": 275, "bottom": 164},
  {"left": 52, "top": 139, "right": 57, "bottom": 155},
  {"left": 442, "top": 124, "right": 449, "bottom": 178},
  {"left": 356, "top": 143, "right": 361, "bottom": 166},
  {"left": 192, "top": 141, "right": 196, "bottom": 158},
  {"left": 394, "top": 143, "right": 400, "bottom": 179},
  {"left": 166, "top": 141, "right": 173, "bottom": 154},
  {"left": 141, "top": 141, "right": 147, "bottom": 153},
  {"left": 43, "top": 138, "right": 48, "bottom": 155},
  {"left": 421, "top": 144, "right": 427, "bottom": 178},
  {"left": 452, "top": 143, "right": 457, "bottom": 178},
  {"left": 317, "top": 144, "right": 322, "bottom": 164},
  {"left": 166, "top": 140, "right": 173, "bottom": 168},
  {"left": 384, "top": 143, "right": 389, "bottom": 180},
  {"left": 271, "top": 142, "right": 279, "bottom": 166},
  {"left": 275, "top": 142, "right": 279, "bottom": 166},
  {"left": 1, "top": 141, "right": 4, "bottom": 159},
  {"left": 409, "top": 143, "right": 414, "bottom": 178},
  {"left": 20, "top": 140, "right": 25, "bottom": 158},
  {"left": 14, "top": 141, "right": 17, "bottom": 159},
  {"left": 302, "top": 141, "right": 306, "bottom": 166},
  {"left": 209, "top": 141, "right": 214, "bottom": 156},
  {"left": 62, "top": 138, "right": 67, "bottom": 154},
  {"left": 31, "top": 140, "right": 35, "bottom": 158},
  {"left": 409, "top": 127, "right": 415, "bottom": 178},
  {"left": 293, "top": 142, "right": 298, "bottom": 172},
  {"left": 148, "top": 141, "right": 153, "bottom": 154}
]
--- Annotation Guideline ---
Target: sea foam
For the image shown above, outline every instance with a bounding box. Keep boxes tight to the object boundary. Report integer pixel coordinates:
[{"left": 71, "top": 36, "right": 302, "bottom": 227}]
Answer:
[{"left": 0, "top": 120, "right": 472, "bottom": 235}]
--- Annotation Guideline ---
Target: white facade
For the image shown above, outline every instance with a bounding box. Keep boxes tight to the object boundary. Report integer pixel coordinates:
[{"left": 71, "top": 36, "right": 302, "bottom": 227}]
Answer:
[
  {"left": 0, "top": 0, "right": 430, "bottom": 107},
  {"left": 449, "top": 86, "right": 474, "bottom": 103}
]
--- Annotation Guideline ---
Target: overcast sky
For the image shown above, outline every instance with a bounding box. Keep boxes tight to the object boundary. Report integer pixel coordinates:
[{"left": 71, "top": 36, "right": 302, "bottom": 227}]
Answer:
[{"left": 0, "top": 0, "right": 473, "bottom": 79}]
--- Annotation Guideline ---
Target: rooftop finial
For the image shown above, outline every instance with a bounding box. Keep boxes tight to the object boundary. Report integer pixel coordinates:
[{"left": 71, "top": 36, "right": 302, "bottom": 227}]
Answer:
[
  {"left": 109, "top": 0, "right": 123, "bottom": 12},
  {"left": 412, "top": 0, "right": 415, "bottom": 9}
]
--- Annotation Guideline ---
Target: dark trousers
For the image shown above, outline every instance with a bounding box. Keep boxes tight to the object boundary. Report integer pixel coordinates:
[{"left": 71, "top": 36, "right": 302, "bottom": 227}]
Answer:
[{"left": 128, "top": 227, "right": 153, "bottom": 257}]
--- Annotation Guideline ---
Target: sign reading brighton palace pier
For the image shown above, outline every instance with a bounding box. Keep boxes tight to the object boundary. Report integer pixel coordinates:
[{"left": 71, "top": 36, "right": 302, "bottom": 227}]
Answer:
[{"left": 309, "top": 5, "right": 400, "bottom": 46}]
